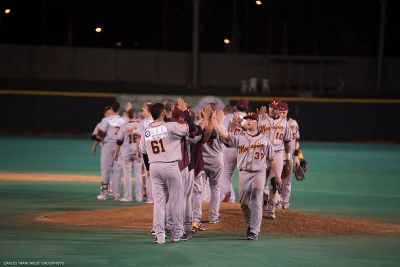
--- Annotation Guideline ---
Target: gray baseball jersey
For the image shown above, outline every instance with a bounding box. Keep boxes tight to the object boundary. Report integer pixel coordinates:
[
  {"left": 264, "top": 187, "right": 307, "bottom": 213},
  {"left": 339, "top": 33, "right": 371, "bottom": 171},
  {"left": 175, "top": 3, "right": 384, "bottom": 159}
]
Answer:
[
  {"left": 137, "top": 118, "right": 154, "bottom": 137},
  {"left": 139, "top": 121, "right": 189, "bottom": 163},
  {"left": 117, "top": 120, "right": 140, "bottom": 159},
  {"left": 258, "top": 115, "right": 291, "bottom": 151},
  {"left": 97, "top": 115, "right": 126, "bottom": 143},
  {"left": 288, "top": 118, "right": 300, "bottom": 140},
  {"left": 222, "top": 132, "right": 275, "bottom": 172}
]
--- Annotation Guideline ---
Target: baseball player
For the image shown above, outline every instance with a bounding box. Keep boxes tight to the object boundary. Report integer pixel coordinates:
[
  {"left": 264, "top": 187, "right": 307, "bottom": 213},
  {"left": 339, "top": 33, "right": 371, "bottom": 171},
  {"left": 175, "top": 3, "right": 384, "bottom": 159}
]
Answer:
[
  {"left": 220, "top": 99, "right": 249, "bottom": 203},
  {"left": 258, "top": 99, "right": 292, "bottom": 219},
  {"left": 277, "top": 102, "right": 300, "bottom": 209},
  {"left": 137, "top": 102, "right": 154, "bottom": 203},
  {"left": 94, "top": 102, "right": 126, "bottom": 200},
  {"left": 199, "top": 103, "right": 224, "bottom": 224},
  {"left": 191, "top": 105, "right": 213, "bottom": 232},
  {"left": 91, "top": 105, "right": 112, "bottom": 155},
  {"left": 139, "top": 100, "right": 191, "bottom": 244},
  {"left": 212, "top": 111, "right": 281, "bottom": 240},
  {"left": 168, "top": 102, "right": 203, "bottom": 239},
  {"left": 114, "top": 108, "right": 143, "bottom": 202}
]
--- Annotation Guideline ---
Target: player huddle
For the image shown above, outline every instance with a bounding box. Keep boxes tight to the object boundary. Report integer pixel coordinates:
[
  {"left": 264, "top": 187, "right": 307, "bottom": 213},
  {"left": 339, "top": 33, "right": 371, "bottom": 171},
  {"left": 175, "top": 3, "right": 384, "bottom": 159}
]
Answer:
[{"left": 91, "top": 97, "right": 304, "bottom": 244}]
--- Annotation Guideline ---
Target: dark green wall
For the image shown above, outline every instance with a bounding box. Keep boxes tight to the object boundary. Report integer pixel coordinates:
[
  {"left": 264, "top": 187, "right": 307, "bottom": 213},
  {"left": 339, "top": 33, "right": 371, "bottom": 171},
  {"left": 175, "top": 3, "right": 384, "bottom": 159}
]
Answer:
[
  {"left": 239, "top": 101, "right": 400, "bottom": 141},
  {"left": 0, "top": 95, "right": 112, "bottom": 134}
]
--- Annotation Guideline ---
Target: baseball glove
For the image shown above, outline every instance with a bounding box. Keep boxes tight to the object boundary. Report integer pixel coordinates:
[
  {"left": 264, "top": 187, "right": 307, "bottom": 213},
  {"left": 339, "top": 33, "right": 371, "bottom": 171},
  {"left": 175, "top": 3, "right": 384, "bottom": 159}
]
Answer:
[
  {"left": 293, "top": 159, "right": 308, "bottom": 181},
  {"left": 281, "top": 159, "right": 292, "bottom": 180}
]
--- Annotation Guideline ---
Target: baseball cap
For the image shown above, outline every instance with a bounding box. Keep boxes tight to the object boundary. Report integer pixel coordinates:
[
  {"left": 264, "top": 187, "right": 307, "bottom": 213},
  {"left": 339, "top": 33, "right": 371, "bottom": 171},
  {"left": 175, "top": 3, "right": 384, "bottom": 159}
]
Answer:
[
  {"left": 243, "top": 113, "right": 259, "bottom": 122},
  {"left": 235, "top": 99, "right": 249, "bottom": 111},
  {"left": 268, "top": 98, "right": 280, "bottom": 109},
  {"left": 278, "top": 101, "right": 289, "bottom": 111}
]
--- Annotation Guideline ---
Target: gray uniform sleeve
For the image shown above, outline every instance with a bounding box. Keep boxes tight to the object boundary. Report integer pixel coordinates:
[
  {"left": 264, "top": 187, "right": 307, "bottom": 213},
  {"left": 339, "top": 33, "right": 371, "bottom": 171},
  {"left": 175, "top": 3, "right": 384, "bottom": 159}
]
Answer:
[
  {"left": 264, "top": 138, "right": 275, "bottom": 161},
  {"left": 283, "top": 122, "right": 292, "bottom": 143},
  {"left": 97, "top": 117, "right": 108, "bottom": 135},
  {"left": 294, "top": 120, "right": 300, "bottom": 140},
  {"left": 170, "top": 122, "right": 189, "bottom": 137},
  {"left": 221, "top": 133, "right": 240, "bottom": 149},
  {"left": 92, "top": 123, "right": 100, "bottom": 135}
]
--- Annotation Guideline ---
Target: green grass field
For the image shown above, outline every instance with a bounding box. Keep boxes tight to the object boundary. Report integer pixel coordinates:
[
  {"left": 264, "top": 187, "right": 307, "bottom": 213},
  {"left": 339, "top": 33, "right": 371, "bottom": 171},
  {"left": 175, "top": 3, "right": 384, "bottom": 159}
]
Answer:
[{"left": 0, "top": 136, "right": 400, "bottom": 266}]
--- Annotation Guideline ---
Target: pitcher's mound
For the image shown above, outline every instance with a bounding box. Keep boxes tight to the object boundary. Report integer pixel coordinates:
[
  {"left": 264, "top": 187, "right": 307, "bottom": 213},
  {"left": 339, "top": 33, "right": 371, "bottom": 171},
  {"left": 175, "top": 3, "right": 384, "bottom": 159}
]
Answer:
[{"left": 36, "top": 202, "right": 400, "bottom": 235}]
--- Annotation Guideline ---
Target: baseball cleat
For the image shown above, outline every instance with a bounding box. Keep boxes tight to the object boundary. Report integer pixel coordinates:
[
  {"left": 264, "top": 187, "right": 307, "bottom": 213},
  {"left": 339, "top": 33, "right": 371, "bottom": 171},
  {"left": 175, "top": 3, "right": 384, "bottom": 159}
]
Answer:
[
  {"left": 209, "top": 219, "right": 220, "bottom": 224},
  {"left": 265, "top": 212, "right": 276, "bottom": 219},
  {"left": 119, "top": 197, "right": 132, "bottom": 202},
  {"left": 180, "top": 232, "right": 192, "bottom": 241},
  {"left": 247, "top": 233, "right": 259, "bottom": 241},
  {"left": 96, "top": 194, "right": 108, "bottom": 200},
  {"left": 153, "top": 236, "right": 165, "bottom": 244},
  {"left": 192, "top": 222, "right": 206, "bottom": 231},
  {"left": 171, "top": 237, "right": 181, "bottom": 243},
  {"left": 148, "top": 230, "right": 156, "bottom": 236},
  {"left": 145, "top": 200, "right": 154, "bottom": 204}
]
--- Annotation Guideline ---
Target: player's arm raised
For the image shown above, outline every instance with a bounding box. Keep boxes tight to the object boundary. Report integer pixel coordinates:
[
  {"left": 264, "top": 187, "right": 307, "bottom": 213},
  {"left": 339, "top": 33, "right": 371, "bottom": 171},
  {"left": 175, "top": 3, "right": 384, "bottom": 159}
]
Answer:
[
  {"left": 211, "top": 110, "right": 229, "bottom": 139},
  {"left": 200, "top": 105, "right": 214, "bottom": 143}
]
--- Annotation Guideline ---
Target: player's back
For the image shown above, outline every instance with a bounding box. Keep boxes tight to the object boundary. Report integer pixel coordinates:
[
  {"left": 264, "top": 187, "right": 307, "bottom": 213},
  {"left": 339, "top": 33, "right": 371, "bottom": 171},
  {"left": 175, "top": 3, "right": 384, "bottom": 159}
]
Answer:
[
  {"left": 140, "top": 121, "right": 188, "bottom": 164},
  {"left": 118, "top": 120, "right": 140, "bottom": 158},
  {"left": 98, "top": 115, "right": 126, "bottom": 143}
]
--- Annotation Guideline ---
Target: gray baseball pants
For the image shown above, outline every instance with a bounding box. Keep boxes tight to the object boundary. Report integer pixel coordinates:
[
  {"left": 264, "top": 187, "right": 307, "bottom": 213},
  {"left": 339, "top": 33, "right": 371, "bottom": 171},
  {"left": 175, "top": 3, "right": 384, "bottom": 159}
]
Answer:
[
  {"left": 150, "top": 161, "right": 183, "bottom": 242},
  {"left": 238, "top": 170, "right": 266, "bottom": 235}
]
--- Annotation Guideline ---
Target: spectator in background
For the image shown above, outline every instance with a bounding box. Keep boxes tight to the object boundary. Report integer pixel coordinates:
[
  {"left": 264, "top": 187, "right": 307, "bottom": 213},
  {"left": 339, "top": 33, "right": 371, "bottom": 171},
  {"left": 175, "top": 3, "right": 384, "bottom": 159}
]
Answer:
[
  {"left": 240, "top": 79, "right": 248, "bottom": 94},
  {"left": 261, "top": 78, "right": 271, "bottom": 94},
  {"left": 248, "top": 77, "right": 258, "bottom": 94}
]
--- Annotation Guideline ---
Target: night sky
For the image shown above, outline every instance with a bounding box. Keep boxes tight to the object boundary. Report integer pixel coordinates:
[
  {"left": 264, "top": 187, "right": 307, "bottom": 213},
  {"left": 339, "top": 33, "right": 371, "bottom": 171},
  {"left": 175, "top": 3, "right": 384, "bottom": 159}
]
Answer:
[{"left": 0, "top": 0, "right": 399, "bottom": 57}]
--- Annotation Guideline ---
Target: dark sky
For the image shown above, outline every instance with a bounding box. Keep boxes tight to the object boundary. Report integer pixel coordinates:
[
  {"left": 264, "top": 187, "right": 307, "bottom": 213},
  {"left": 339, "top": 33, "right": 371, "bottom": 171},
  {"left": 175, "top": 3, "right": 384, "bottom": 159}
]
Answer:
[{"left": 0, "top": 0, "right": 398, "bottom": 57}]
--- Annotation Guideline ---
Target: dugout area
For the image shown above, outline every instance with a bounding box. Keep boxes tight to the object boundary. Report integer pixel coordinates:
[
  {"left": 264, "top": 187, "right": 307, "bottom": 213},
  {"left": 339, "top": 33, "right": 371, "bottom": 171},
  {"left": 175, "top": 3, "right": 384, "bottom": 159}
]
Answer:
[{"left": 0, "top": 136, "right": 400, "bottom": 267}]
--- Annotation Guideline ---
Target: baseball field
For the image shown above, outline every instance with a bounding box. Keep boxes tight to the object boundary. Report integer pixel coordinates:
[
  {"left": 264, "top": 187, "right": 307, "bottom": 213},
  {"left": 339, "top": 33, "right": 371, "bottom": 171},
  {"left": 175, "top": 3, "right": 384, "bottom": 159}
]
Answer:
[{"left": 1, "top": 136, "right": 400, "bottom": 266}]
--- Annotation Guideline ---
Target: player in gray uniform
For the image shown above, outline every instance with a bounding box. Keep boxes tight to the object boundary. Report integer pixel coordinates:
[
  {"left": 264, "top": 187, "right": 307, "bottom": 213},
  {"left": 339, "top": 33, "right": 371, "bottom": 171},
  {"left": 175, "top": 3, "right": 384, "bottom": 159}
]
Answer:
[
  {"left": 91, "top": 105, "right": 112, "bottom": 155},
  {"left": 95, "top": 102, "right": 126, "bottom": 200},
  {"left": 201, "top": 103, "right": 224, "bottom": 223},
  {"left": 212, "top": 111, "right": 281, "bottom": 240},
  {"left": 115, "top": 109, "right": 142, "bottom": 202},
  {"left": 137, "top": 103, "right": 154, "bottom": 203},
  {"left": 277, "top": 102, "right": 300, "bottom": 209},
  {"left": 258, "top": 99, "right": 292, "bottom": 219},
  {"left": 220, "top": 99, "right": 249, "bottom": 203},
  {"left": 168, "top": 102, "right": 205, "bottom": 238},
  {"left": 139, "top": 101, "right": 190, "bottom": 244},
  {"left": 190, "top": 105, "right": 213, "bottom": 231}
]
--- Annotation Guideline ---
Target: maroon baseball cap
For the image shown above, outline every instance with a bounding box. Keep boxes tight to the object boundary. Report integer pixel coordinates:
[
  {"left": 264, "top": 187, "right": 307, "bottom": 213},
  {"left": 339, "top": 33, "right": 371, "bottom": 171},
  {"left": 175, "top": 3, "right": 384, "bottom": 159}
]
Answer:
[
  {"left": 235, "top": 99, "right": 249, "bottom": 111},
  {"left": 268, "top": 98, "right": 280, "bottom": 109},
  {"left": 278, "top": 101, "right": 289, "bottom": 111},
  {"left": 243, "top": 113, "right": 259, "bottom": 122}
]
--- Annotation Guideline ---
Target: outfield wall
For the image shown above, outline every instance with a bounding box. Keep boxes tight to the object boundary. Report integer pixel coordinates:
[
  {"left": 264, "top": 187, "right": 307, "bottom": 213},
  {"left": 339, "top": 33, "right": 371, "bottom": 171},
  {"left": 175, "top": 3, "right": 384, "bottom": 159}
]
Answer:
[
  {"left": 1, "top": 91, "right": 399, "bottom": 141},
  {"left": 1, "top": 44, "right": 400, "bottom": 95}
]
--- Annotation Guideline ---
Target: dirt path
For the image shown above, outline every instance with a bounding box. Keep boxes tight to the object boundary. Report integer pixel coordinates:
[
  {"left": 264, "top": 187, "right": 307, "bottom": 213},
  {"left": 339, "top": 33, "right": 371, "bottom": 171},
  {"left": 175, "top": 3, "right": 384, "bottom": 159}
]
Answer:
[
  {"left": 0, "top": 172, "right": 99, "bottom": 182},
  {"left": 36, "top": 202, "right": 400, "bottom": 235}
]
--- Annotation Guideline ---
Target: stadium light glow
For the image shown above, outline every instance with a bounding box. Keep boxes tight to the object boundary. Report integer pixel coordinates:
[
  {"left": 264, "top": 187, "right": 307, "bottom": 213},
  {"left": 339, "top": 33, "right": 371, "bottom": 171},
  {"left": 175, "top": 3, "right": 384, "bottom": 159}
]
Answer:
[
  {"left": 95, "top": 27, "right": 102, "bottom": 33},
  {"left": 224, "top": 39, "right": 230, "bottom": 45},
  {"left": 4, "top": 9, "right": 11, "bottom": 14},
  {"left": 256, "top": 1, "right": 262, "bottom": 5}
]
